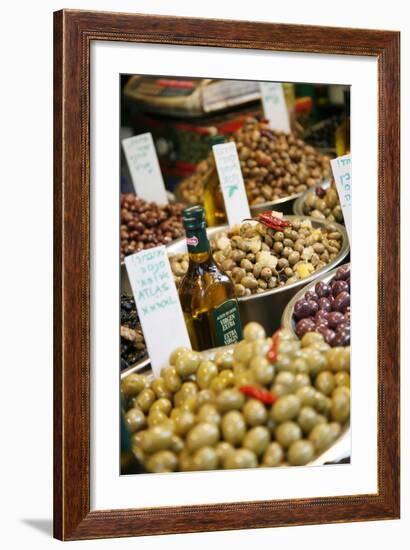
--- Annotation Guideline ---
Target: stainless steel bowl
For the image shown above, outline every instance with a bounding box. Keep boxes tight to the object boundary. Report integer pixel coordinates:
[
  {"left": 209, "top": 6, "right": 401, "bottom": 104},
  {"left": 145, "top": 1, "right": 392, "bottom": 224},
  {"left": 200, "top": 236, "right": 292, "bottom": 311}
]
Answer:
[
  {"left": 250, "top": 193, "right": 302, "bottom": 216},
  {"left": 122, "top": 216, "right": 349, "bottom": 335},
  {"left": 281, "top": 263, "right": 350, "bottom": 337},
  {"left": 293, "top": 181, "right": 337, "bottom": 219}
]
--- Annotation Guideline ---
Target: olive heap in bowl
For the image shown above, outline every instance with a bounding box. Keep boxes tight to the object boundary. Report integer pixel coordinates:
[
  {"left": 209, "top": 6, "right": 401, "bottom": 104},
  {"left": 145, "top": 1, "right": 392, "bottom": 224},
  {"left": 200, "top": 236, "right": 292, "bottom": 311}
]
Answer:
[
  {"left": 282, "top": 264, "right": 351, "bottom": 347},
  {"left": 294, "top": 182, "right": 343, "bottom": 224},
  {"left": 121, "top": 322, "right": 350, "bottom": 473},
  {"left": 121, "top": 294, "right": 147, "bottom": 370}
]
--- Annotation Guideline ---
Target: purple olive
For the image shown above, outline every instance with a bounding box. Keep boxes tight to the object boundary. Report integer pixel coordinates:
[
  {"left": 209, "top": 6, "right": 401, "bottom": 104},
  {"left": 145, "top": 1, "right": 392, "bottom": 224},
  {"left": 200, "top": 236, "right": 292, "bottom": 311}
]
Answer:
[
  {"left": 335, "top": 266, "right": 350, "bottom": 281},
  {"left": 333, "top": 331, "right": 350, "bottom": 347},
  {"left": 315, "top": 281, "right": 331, "bottom": 298},
  {"left": 332, "top": 291, "right": 350, "bottom": 313},
  {"left": 293, "top": 299, "right": 312, "bottom": 320},
  {"left": 336, "top": 321, "right": 350, "bottom": 333},
  {"left": 327, "top": 311, "right": 344, "bottom": 329},
  {"left": 305, "top": 291, "right": 319, "bottom": 302},
  {"left": 332, "top": 280, "right": 349, "bottom": 297},
  {"left": 315, "top": 186, "right": 326, "bottom": 198},
  {"left": 318, "top": 297, "right": 332, "bottom": 312},
  {"left": 315, "top": 310, "right": 329, "bottom": 324},
  {"left": 317, "top": 326, "right": 336, "bottom": 345},
  {"left": 295, "top": 318, "right": 316, "bottom": 338},
  {"left": 307, "top": 300, "right": 319, "bottom": 316}
]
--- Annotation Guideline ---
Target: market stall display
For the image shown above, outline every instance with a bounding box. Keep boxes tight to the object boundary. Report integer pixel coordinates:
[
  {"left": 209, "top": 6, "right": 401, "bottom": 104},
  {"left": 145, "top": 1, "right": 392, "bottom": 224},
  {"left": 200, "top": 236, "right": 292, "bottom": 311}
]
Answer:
[
  {"left": 121, "top": 322, "right": 350, "bottom": 472},
  {"left": 281, "top": 264, "right": 350, "bottom": 346},
  {"left": 120, "top": 193, "right": 185, "bottom": 260}
]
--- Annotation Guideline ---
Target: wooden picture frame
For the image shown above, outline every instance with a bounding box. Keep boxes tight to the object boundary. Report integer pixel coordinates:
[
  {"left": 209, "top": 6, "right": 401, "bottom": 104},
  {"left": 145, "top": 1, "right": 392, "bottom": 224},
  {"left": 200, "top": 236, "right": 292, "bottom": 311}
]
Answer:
[{"left": 54, "top": 9, "right": 400, "bottom": 540}]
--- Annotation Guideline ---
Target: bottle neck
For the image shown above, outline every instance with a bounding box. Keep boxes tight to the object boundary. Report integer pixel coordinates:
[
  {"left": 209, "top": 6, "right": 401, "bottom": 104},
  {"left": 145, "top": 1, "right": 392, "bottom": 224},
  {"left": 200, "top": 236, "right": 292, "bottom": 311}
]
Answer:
[{"left": 185, "top": 225, "right": 212, "bottom": 264}]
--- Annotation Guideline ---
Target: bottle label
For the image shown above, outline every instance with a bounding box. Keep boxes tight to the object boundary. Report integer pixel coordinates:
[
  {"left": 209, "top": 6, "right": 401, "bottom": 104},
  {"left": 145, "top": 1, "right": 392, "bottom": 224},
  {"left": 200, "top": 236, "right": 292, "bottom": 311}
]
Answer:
[
  {"left": 186, "top": 228, "right": 210, "bottom": 254},
  {"left": 211, "top": 299, "right": 242, "bottom": 346}
]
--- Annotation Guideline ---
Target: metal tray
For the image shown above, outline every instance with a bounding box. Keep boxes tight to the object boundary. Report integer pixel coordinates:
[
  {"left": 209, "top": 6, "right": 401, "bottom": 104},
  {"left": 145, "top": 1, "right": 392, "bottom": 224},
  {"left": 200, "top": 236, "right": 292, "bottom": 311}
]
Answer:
[
  {"left": 122, "top": 216, "right": 349, "bottom": 336},
  {"left": 281, "top": 262, "right": 350, "bottom": 337}
]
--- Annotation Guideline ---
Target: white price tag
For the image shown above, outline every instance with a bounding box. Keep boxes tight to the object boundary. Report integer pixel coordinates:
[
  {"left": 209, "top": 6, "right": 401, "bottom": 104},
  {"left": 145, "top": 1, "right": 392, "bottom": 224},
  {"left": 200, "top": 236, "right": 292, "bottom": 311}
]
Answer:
[
  {"left": 125, "top": 246, "right": 191, "bottom": 377},
  {"left": 122, "top": 132, "right": 168, "bottom": 204},
  {"left": 330, "top": 154, "right": 352, "bottom": 243},
  {"left": 212, "top": 142, "right": 251, "bottom": 226},
  {"left": 260, "top": 82, "right": 291, "bottom": 133}
]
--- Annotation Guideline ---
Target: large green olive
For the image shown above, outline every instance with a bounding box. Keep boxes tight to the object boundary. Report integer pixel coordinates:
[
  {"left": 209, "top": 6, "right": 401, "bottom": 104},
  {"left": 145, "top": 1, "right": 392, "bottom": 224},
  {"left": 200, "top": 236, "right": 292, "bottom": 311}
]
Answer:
[
  {"left": 124, "top": 408, "right": 146, "bottom": 433},
  {"left": 275, "top": 421, "right": 302, "bottom": 448},
  {"left": 243, "top": 399, "right": 268, "bottom": 426},
  {"left": 121, "top": 373, "right": 147, "bottom": 398},
  {"left": 151, "top": 378, "right": 172, "bottom": 400},
  {"left": 174, "top": 382, "right": 198, "bottom": 406},
  {"left": 296, "top": 386, "right": 317, "bottom": 407},
  {"left": 301, "top": 332, "right": 324, "bottom": 348},
  {"left": 250, "top": 357, "right": 274, "bottom": 386},
  {"left": 173, "top": 409, "right": 196, "bottom": 436},
  {"left": 215, "top": 441, "right": 235, "bottom": 463},
  {"left": 223, "top": 449, "right": 258, "bottom": 469},
  {"left": 150, "top": 398, "right": 172, "bottom": 416},
  {"left": 146, "top": 450, "right": 178, "bottom": 473},
  {"left": 308, "top": 423, "right": 334, "bottom": 452},
  {"left": 191, "top": 446, "right": 219, "bottom": 471},
  {"left": 334, "top": 371, "right": 350, "bottom": 388},
  {"left": 326, "top": 347, "right": 350, "bottom": 372},
  {"left": 262, "top": 442, "right": 284, "bottom": 467},
  {"left": 243, "top": 322, "right": 266, "bottom": 342},
  {"left": 297, "top": 406, "right": 323, "bottom": 434},
  {"left": 197, "top": 360, "right": 218, "bottom": 389},
  {"left": 221, "top": 411, "right": 246, "bottom": 446},
  {"left": 147, "top": 410, "right": 168, "bottom": 427},
  {"left": 135, "top": 388, "right": 156, "bottom": 413},
  {"left": 161, "top": 366, "right": 182, "bottom": 393},
  {"left": 216, "top": 389, "right": 245, "bottom": 413},
  {"left": 233, "top": 340, "right": 253, "bottom": 363},
  {"left": 186, "top": 422, "right": 219, "bottom": 452},
  {"left": 170, "top": 434, "right": 184, "bottom": 454},
  {"left": 315, "top": 371, "right": 335, "bottom": 395},
  {"left": 275, "top": 371, "right": 296, "bottom": 391},
  {"left": 141, "top": 425, "right": 173, "bottom": 453},
  {"left": 271, "top": 394, "right": 301, "bottom": 422},
  {"left": 175, "top": 350, "right": 201, "bottom": 378},
  {"left": 287, "top": 440, "right": 315, "bottom": 466},
  {"left": 196, "top": 404, "right": 221, "bottom": 425},
  {"left": 331, "top": 387, "right": 350, "bottom": 422},
  {"left": 196, "top": 389, "right": 216, "bottom": 407},
  {"left": 214, "top": 350, "right": 234, "bottom": 371},
  {"left": 169, "top": 346, "right": 190, "bottom": 366},
  {"left": 243, "top": 426, "right": 270, "bottom": 455},
  {"left": 294, "top": 373, "right": 311, "bottom": 390}
]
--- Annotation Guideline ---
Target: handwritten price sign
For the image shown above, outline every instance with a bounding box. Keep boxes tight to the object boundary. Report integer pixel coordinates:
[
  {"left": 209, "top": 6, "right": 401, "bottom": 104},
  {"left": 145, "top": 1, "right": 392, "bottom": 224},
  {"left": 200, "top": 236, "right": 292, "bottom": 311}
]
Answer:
[
  {"left": 330, "top": 154, "right": 352, "bottom": 243},
  {"left": 125, "top": 246, "right": 190, "bottom": 376},
  {"left": 122, "top": 132, "right": 168, "bottom": 204},
  {"left": 212, "top": 142, "right": 251, "bottom": 226},
  {"left": 260, "top": 82, "right": 291, "bottom": 133}
]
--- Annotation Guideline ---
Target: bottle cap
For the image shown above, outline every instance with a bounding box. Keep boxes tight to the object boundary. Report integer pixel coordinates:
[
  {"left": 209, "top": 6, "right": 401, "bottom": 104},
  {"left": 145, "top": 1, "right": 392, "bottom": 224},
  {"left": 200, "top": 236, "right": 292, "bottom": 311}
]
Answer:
[{"left": 182, "top": 205, "right": 207, "bottom": 230}]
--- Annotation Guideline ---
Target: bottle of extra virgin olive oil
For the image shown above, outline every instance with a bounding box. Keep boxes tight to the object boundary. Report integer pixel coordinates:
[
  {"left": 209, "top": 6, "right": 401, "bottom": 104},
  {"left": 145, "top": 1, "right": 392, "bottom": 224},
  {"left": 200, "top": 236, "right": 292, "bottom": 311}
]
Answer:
[{"left": 179, "top": 206, "right": 242, "bottom": 351}]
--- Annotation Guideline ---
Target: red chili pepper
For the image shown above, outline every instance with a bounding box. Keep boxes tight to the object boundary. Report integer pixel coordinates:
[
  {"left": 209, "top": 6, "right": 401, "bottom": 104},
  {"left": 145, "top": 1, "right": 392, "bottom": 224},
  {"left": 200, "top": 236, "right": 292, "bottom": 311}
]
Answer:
[
  {"left": 267, "top": 329, "right": 282, "bottom": 363},
  {"left": 239, "top": 385, "right": 278, "bottom": 405},
  {"left": 243, "top": 211, "right": 291, "bottom": 232}
]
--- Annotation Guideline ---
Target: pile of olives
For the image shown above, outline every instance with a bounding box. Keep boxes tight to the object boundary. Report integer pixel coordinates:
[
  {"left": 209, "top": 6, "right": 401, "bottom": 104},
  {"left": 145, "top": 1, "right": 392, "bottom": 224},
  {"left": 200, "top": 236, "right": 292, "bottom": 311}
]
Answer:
[
  {"left": 122, "top": 322, "right": 350, "bottom": 473},
  {"left": 121, "top": 294, "right": 147, "bottom": 370},
  {"left": 301, "top": 184, "right": 343, "bottom": 223},
  {"left": 169, "top": 218, "right": 344, "bottom": 297},
  {"left": 292, "top": 265, "right": 351, "bottom": 347}
]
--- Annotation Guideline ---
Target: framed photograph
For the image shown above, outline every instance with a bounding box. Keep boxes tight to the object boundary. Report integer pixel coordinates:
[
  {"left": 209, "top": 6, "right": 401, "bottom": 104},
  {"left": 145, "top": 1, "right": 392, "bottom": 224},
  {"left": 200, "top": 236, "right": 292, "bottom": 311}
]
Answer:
[{"left": 54, "top": 9, "right": 400, "bottom": 540}]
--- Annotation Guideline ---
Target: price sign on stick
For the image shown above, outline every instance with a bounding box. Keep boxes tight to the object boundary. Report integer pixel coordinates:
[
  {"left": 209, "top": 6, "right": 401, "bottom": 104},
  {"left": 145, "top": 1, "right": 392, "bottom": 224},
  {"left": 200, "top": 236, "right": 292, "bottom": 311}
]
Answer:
[
  {"left": 260, "top": 82, "right": 291, "bottom": 133},
  {"left": 125, "top": 246, "right": 191, "bottom": 377},
  {"left": 330, "top": 154, "right": 352, "bottom": 243},
  {"left": 122, "top": 132, "right": 168, "bottom": 204},
  {"left": 212, "top": 142, "right": 251, "bottom": 226}
]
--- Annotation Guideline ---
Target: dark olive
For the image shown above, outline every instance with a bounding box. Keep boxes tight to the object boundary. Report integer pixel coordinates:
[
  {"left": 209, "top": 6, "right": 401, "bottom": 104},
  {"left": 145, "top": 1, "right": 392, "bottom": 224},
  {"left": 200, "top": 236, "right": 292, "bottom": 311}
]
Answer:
[
  {"left": 315, "top": 281, "right": 331, "bottom": 298},
  {"left": 332, "top": 291, "right": 350, "bottom": 313},
  {"left": 332, "top": 280, "right": 349, "bottom": 297}
]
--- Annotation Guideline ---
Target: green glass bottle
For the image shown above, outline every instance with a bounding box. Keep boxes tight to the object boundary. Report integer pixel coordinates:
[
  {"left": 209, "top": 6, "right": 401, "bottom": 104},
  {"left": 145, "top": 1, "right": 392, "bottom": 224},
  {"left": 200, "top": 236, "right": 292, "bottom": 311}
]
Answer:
[{"left": 179, "top": 206, "right": 242, "bottom": 351}]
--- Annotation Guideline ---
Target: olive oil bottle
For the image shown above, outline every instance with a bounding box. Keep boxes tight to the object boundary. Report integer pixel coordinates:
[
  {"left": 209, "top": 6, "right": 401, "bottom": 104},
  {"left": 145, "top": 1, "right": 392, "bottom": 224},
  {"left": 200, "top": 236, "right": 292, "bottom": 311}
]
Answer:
[
  {"left": 179, "top": 206, "right": 242, "bottom": 351},
  {"left": 202, "top": 135, "right": 227, "bottom": 227}
]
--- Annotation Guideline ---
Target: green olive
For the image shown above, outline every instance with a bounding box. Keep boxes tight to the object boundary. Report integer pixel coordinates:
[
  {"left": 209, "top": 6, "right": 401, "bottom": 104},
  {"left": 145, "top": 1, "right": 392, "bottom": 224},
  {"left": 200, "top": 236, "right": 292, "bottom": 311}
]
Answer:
[
  {"left": 221, "top": 411, "right": 246, "bottom": 446},
  {"left": 173, "top": 410, "right": 196, "bottom": 436},
  {"left": 243, "top": 322, "right": 266, "bottom": 342},
  {"left": 326, "top": 347, "right": 350, "bottom": 372},
  {"left": 275, "top": 421, "right": 302, "bottom": 448},
  {"left": 233, "top": 340, "right": 253, "bottom": 364},
  {"left": 243, "top": 399, "right": 268, "bottom": 426},
  {"left": 216, "top": 389, "right": 245, "bottom": 413},
  {"left": 262, "top": 442, "right": 284, "bottom": 467},
  {"left": 328, "top": 422, "right": 342, "bottom": 440},
  {"left": 169, "top": 346, "right": 191, "bottom": 366},
  {"left": 179, "top": 395, "right": 198, "bottom": 413},
  {"left": 124, "top": 408, "right": 146, "bottom": 433},
  {"left": 146, "top": 450, "right": 178, "bottom": 473},
  {"left": 331, "top": 387, "right": 350, "bottom": 422},
  {"left": 315, "top": 371, "right": 335, "bottom": 395},
  {"left": 135, "top": 388, "right": 156, "bottom": 413},
  {"left": 313, "top": 391, "right": 332, "bottom": 414},
  {"left": 196, "top": 389, "right": 215, "bottom": 407},
  {"left": 287, "top": 440, "right": 315, "bottom": 466},
  {"left": 275, "top": 371, "right": 296, "bottom": 391},
  {"left": 215, "top": 441, "right": 235, "bottom": 463},
  {"left": 121, "top": 373, "right": 147, "bottom": 398},
  {"left": 252, "top": 338, "right": 271, "bottom": 357},
  {"left": 271, "top": 394, "right": 301, "bottom": 422},
  {"left": 161, "top": 366, "right": 182, "bottom": 393},
  {"left": 291, "top": 357, "right": 309, "bottom": 374},
  {"left": 150, "top": 398, "right": 172, "bottom": 416},
  {"left": 223, "top": 449, "right": 258, "bottom": 469},
  {"left": 170, "top": 434, "right": 184, "bottom": 454},
  {"left": 250, "top": 357, "right": 274, "bottom": 385},
  {"left": 196, "top": 404, "right": 221, "bottom": 425},
  {"left": 270, "top": 383, "right": 289, "bottom": 397},
  {"left": 294, "top": 373, "right": 311, "bottom": 390},
  {"left": 186, "top": 422, "right": 219, "bottom": 452},
  {"left": 197, "top": 360, "right": 219, "bottom": 389},
  {"left": 243, "top": 426, "right": 270, "bottom": 455},
  {"left": 308, "top": 423, "right": 333, "bottom": 452},
  {"left": 175, "top": 350, "right": 202, "bottom": 378},
  {"left": 151, "top": 378, "right": 172, "bottom": 400},
  {"left": 275, "top": 354, "right": 294, "bottom": 372},
  {"left": 295, "top": 386, "right": 316, "bottom": 407},
  {"left": 297, "top": 406, "right": 322, "bottom": 434},
  {"left": 147, "top": 410, "right": 168, "bottom": 427},
  {"left": 214, "top": 350, "right": 234, "bottom": 371},
  {"left": 334, "top": 371, "right": 350, "bottom": 388},
  {"left": 141, "top": 425, "right": 173, "bottom": 453},
  {"left": 191, "top": 446, "right": 219, "bottom": 471},
  {"left": 174, "top": 382, "right": 198, "bottom": 406},
  {"left": 304, "top": 349, "right": 327, "bottom": 376},
  {"left": 178, "top": 448, "right": 193, "bottom": 472}
]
